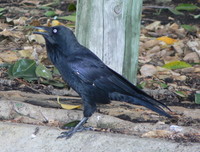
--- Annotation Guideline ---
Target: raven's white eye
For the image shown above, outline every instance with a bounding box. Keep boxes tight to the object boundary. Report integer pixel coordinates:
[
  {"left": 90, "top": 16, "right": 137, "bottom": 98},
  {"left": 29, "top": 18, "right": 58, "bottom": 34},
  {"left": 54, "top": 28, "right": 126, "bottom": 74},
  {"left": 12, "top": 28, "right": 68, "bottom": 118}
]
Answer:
[{"left": 52, "top": 28, "right": 58, "bottom": 34}]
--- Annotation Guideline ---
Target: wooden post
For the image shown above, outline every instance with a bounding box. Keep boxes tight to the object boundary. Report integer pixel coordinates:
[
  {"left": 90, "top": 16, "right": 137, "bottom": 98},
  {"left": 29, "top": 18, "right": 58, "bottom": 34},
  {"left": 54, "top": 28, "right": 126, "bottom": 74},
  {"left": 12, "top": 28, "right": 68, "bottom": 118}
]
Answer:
[{"left": 76, "top": 0, "right": 143, "bottom": 84}]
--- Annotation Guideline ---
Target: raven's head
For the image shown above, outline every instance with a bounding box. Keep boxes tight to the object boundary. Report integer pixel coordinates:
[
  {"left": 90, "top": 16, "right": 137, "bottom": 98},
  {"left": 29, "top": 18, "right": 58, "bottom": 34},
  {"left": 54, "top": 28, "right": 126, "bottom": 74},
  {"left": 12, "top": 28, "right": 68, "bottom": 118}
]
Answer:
[{"left": 33, "top": 25, "right": 77, "bottom": 49}]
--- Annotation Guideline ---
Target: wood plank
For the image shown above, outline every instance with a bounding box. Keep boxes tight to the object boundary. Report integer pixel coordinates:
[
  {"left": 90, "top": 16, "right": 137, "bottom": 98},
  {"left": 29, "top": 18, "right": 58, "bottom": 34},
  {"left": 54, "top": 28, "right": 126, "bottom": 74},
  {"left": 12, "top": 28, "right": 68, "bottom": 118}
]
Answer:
[{"left": 76, "top": 0, "right": 143, "bottom": 83}]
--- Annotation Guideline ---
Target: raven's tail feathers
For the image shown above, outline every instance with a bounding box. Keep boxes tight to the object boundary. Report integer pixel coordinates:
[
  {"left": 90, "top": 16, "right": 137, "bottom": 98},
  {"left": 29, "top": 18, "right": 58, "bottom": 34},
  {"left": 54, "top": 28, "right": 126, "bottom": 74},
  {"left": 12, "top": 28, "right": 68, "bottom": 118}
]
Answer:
[{"left": 109, "top": 93, "right": 171, "bottom": 118}]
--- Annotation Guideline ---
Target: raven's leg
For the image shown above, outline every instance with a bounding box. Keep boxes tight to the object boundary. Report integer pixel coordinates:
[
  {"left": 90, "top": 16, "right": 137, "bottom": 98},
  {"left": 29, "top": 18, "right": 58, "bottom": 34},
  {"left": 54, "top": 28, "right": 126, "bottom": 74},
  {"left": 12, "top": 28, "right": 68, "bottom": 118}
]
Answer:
[
  {"left": 57, "top": 117, "right": 91, "bottom": 139},
  {"left": 57, "top": 97, "right": 96, "bottom": 139}
]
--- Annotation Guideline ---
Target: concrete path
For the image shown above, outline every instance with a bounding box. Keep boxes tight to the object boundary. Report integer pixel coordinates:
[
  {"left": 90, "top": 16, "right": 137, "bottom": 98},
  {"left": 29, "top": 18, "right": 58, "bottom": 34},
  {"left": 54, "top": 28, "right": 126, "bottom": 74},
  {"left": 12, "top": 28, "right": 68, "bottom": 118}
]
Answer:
[{"left": 0, "top": 122, "right": 199, "bottom": 152}]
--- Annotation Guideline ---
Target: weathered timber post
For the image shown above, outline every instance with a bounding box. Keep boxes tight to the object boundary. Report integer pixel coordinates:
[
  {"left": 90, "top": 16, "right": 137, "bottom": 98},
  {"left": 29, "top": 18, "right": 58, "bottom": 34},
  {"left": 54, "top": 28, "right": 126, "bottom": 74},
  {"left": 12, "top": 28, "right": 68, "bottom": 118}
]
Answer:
[{"left": 76, "top": 0, "right": 143, "bottom": 84}]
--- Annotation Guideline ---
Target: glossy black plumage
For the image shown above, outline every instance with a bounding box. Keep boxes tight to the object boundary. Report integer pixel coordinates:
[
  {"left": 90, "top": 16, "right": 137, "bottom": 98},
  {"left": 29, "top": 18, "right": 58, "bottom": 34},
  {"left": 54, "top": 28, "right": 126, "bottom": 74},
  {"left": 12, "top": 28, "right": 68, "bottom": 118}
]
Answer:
[{"left": 34, "top": 25, "right": 171, "bottom": 138}]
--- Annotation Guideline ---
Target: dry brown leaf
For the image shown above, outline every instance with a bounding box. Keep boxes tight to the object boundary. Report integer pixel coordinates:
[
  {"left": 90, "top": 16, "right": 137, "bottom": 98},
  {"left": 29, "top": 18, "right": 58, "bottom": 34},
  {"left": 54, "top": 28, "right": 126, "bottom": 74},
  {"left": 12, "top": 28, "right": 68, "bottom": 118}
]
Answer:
[
  {"left": 187, "top": 40, "right": 200, "bottom": 56},
  {"left": 194, "top": 67, "right": 200, "bottom": 72},
  {"left": 173, "top": 41, "right": 184, "bottom": 55},
  {"left": 173, "top": 75, "right": 187, "bottom": 81},
  {"left": 140, "top": 64, "right": 157, "bottom": 77},
  {"left": 0, "top": 51, "right": 19, "bottom": 63},
  {"left": 169, "top": 23, "right": 179, "bottom": 30},
  {"left": 0, "top": 29, "right": 24, "bottom": 39},
  {"left": 163, "top": 56, "right": 180, "bottom": 64},
  {"left": 0, "top": 58, "right": 3, "bottom": 64},
  {"left": 0, "top": 23, "right": 10, "bottom": 30},
  {"left": 142, "top": 130, "right": 172, "bottom": 138},
  {"left": 18, "top": 49, "right": 34, "bottom": 59},
  {"left": 143, "top": 39, "right": 160, "bottom": 49},
  {"left": 145, "top": 21, "right": 161, "bottom": 30},
  {"left": 13, "top": 17, "right": 28, "bottom": 25},
  {"left": 181, "top": 67, "right": 195, "bottom": 73},
  {"left": 138, "top": 56, "right": 151, "bottom": 64},
  {"left": 183, "top": 52, "right": 200, "bottom": 63},
  {"left": 20, "top": 0, "right": 40, "bottom": 6},
  {"left": 29, "top": 34, "right": 45, "bottom": 44},
  {"left": 146, "top": 46, "right": 161, "bottom": 57}
]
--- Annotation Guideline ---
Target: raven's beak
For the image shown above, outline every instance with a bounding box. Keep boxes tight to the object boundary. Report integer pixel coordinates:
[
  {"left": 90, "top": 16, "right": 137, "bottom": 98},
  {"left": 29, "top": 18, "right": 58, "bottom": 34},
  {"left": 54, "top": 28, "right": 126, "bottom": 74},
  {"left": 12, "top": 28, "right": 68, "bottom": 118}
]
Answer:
[
  {"left": 33, "top": 26, "right": 56, "bottom": 44},
  {"left": 33, "top": 26, "right": 50, "bottom": 36}
]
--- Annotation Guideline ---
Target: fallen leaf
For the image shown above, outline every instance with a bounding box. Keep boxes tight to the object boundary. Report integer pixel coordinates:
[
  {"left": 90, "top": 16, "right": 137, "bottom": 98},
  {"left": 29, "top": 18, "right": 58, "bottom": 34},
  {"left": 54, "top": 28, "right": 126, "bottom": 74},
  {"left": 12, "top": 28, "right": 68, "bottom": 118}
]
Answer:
[
  {"left": 0, "top": 29, "right": 24, "bottom": 39},
  {"left": 51, "top": 20, "right": 63, "bottom": 26},
  {"left": 176, "top": 3, "right": 199, "bottom": 11},
  {"left": 145, "top": 21, "right": 161, "bottom": 30},
  {"left": 140, "top": 64, "right": 157, "bottom": 77},
  {"left": 143, "top": 39, "right": 160, "bottom": 49},
  {"left": 183, "top": 52, "right": 200, "bottom": 63},
  {"left": 187, "top": 40, "right": 200, "bottom": 56},
  {"left": 157, "top": 36, "right": 178, "bottom": 45},
  {"left": 181, "top": 67, "right": 194, "bottom": 73},
  {"left": 173, "top": 41, "right": 184, "bottom": 55},
  {"left": 8, "top": 59, "right": 37, "bottom": 81},
  {"left": 173, "top": 75, "right": 187, "bottom": 81},
  {"left": 146, "top": 46, "right": 161, "bottom": 56},
  {"left": 194, "top": 67, "right": 200, "bottom": 72},
  {"left": 13, "top": 17, "right": 28, "bottom": 25},
  {"left": 142, "top": 130, "right": 172, "bottom": 138},
  {"left": 57, "top": 96, "right": 81, "bottom": 110},
  {"left": 138, "top": 56, "right": 151, "bottom": 64},
  {"left": 181, "top": 24, "right": 197, "bottom": 32},
  {"left": 163, "top": 56, "right": 180, "bottom": 64},
  {"left": 20, "top": 0, "right": 40, "bottom": 6},
  {"left": 0, "top": 51, "right": 19, "bottom": 63},
  {"left": 29, "top": 34, "right": 45, "bottom": 44},
  {"left": 57, "top": 15, "right": 76, "bottom": 22},
  {"left": 36, "top": 64, "right": 53, "bottom": 80},
  {"left": 18, "top": 49, "right": 34, "bottom": 59},
  {"left": 175, "top": 91, "right": 188, "bottom": 98},
  {"left": 162, "top": 61, "right": 192, "bottom": 70},
  {"left": 195, "top": 93, "right": 200, "bottom": 104}
]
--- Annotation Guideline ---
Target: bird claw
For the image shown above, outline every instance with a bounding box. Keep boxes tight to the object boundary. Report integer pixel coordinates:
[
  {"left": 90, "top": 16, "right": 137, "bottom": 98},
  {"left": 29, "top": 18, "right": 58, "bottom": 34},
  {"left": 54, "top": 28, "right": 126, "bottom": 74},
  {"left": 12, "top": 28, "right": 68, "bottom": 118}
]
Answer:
[
  {"left": 57, "top": 130, "right": 74, "bottom": 139},
  {"left": 57, "top": 126, "right": 93, "bottom": 139}
]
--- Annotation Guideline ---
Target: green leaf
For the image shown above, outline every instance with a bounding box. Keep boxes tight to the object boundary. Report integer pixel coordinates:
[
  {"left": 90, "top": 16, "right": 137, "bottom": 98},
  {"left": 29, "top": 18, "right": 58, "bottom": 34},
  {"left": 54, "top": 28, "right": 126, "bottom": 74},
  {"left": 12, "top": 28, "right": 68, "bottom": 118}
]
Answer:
[
  {"left": 36, "top": 64, "right": 53, "bottom": 80},
  {"left": 66, "top": 23, "right": 75, "bottom": 28},
  {"left": 53, "top": 67, "right": 61, "bottom": 76},
  {"left": 0, "top": 8, "right": 5, "bottom": 12},
  {"left": 175, "top": 4, "right": 199, "bottom": 11},
  {"left": 162, "top": 61, "right": 191, "bottom": 70},
  {"left": 39, "top": 6, "right": 53, "bottom": 10},
  {"left": 137, "top": 81, "right": 146, "bottom": 89},
  {"left": 57, "top": 15, "right": 76, "bottom": 22},
  {"left": 195, "top": 93, "right": 200, "bottom": 104},
  {"left": 175, "top": 91, "right": 188, "bottom": 98},
  {"left": 45, "top": 11, "right": 57, "bottom": 17},
  {"left": 68, "top": 3, "right": 76, "bottom": 12},
  {"left": 160, "top": 83, "right": 168, "bottom": 89},
  {"left": 0, "top": 8, "right": 6, "bottom": 17},
  {"left": 181, "top": 24, "right": 197, "bottom": 32},
  {"left": 8, "top": 59, "right": 37, "bottom": 81},
  {"left": 41, "top": 80, "right": 65, "bottom": 88},
  {"left": 0, "top": 63, "right": 11, "bottom": 68},
  {"left": 192, "top": 14, "right": 200, "bottom": 19},
  {"left": 168, "top": 8, "right": 184, "bottom": 15},
  {"left": 62, "top": 120, "right": 80, "bottom": 129}
]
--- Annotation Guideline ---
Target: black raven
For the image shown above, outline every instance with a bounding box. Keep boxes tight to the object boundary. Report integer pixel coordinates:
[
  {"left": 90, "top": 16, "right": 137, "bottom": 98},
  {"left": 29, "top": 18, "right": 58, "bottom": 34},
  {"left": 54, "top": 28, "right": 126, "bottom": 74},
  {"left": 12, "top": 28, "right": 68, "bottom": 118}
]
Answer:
[{"left": 34, "top": 25, "right": 171, "bottom": 139}]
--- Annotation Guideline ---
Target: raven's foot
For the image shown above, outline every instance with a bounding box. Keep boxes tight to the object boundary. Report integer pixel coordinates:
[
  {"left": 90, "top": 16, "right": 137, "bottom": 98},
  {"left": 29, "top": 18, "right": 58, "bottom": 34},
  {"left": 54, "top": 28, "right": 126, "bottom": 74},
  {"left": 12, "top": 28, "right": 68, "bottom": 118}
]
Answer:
[
  {"left": 57, "top": 126, "right": 92, "bottom": 139},
  {"left": 57, "top": 117, "right": 90, "bottom": 139}
]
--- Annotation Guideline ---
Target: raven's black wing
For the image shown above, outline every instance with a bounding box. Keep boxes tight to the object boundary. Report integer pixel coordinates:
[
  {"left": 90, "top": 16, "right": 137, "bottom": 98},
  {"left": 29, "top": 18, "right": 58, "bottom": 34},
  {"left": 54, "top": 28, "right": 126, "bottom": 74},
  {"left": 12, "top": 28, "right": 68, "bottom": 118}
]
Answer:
[{"left": 68, "top": 53, "right": 171, "bottom": 117}]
